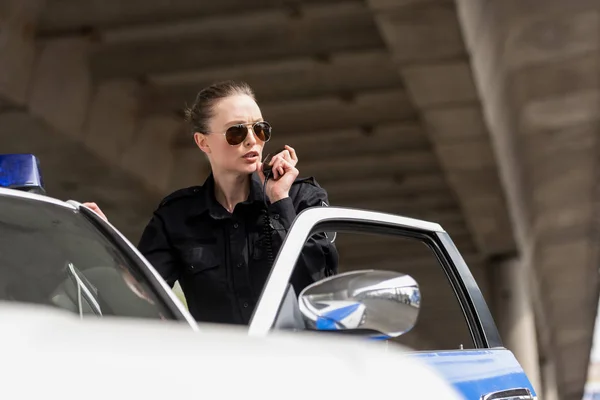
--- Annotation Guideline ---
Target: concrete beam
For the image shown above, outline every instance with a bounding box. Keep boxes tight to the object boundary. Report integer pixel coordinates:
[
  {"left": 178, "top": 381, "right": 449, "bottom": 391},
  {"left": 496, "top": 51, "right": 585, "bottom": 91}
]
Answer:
[
  {"left": 38, "top": 0, "right": 355, "bottom": 32},
  {"left": 58, "top": 3, "right": 386, "bottom": 78},
  {"left": 260, "top": 88, "right": 416, "bottom": 134},
  {"left": 317, "top": 173, "right": 448, "bottom": 197},
  {"left": 330, "top": 189, "right": 457, "bottom": 211},
  {"left": 402, "top": 60, "right": 478, "bottom": 107},
  {"left": 266, "top": 122, "right": 429, "bottom": 162},
  {"left": 167, "top": 87, "right": 417, "bottom": 143},
  {"left": 299, "top": 149, "right": 438, "bottom": 181},
  {"left": 366, "top": 0, "right": 516, "bottom": 258},
  {"left": 369, "top": 1, "right": 466, "bottom": 63},
  {"left": 148, "top": 49, "right": 403, "bottom": 107}
]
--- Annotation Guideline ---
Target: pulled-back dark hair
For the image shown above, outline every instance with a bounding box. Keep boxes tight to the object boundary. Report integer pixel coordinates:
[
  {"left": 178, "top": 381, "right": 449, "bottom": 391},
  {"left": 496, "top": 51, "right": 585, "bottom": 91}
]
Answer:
[{"left": 184, "top": 80, "right": 255, "bottom": 135}]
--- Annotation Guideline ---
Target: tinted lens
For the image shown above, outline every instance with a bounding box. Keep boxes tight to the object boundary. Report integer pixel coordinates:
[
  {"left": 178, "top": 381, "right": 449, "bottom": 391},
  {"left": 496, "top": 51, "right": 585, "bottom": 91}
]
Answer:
[
  {"left": 254, "top": 121, "right": 272, "bottom": 142},
  {"left": 225, "top": 125, "right": 248, "bottom": 145}
]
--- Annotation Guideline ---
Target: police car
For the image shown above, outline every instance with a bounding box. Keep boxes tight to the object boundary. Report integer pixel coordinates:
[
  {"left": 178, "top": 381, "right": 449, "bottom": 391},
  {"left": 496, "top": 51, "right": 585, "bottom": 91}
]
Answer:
[{"left": 0, "top": 154, "right": 537, "bottom": 400}]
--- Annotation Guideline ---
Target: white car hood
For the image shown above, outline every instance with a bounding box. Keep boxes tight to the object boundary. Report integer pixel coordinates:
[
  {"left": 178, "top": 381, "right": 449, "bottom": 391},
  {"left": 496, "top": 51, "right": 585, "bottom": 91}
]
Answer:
[{"left": 0, "top": 302, "right": 463, "bottom": 400}]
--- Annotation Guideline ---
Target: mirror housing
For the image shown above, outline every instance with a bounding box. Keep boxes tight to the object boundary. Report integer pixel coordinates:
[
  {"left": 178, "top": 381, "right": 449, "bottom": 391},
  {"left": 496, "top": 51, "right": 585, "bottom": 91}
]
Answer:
[{"left": 298, "top": 270, "right": 420, "bottom": 339}]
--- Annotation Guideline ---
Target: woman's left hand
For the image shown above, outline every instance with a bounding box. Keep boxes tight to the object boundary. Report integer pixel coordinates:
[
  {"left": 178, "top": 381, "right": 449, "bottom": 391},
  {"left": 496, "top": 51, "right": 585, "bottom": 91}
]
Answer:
[
  {"left": 82, "top": 202, "right": 108, "bottom": 222},
  {"left": 258, "top": 145, "right": 299, "bottom": 202}
]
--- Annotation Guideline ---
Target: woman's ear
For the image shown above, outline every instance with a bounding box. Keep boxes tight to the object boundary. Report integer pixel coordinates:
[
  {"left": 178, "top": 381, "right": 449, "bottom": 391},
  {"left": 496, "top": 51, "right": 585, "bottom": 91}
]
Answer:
[{"left": 193, "top": 132, "right": 211, "bottom": 154}]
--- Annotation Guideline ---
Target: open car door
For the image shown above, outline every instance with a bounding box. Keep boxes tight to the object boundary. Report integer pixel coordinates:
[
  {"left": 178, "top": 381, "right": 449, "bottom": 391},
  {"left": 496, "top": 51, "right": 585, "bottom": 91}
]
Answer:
[{"left": 248, "top": 207, "right": 537, "bottom": 400}]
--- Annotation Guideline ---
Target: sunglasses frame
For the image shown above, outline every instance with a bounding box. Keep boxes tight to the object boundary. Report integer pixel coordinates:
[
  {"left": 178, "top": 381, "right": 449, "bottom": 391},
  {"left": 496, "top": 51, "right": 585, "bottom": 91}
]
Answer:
[{"left": 207, "top": 121, "right": 272, "bottom": 146}]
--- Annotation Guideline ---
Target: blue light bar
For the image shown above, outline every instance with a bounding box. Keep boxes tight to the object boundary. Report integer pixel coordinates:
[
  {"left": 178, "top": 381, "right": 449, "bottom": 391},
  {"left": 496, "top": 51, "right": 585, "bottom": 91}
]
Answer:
[{"left": 0, "top": 154, "right": 45, "bottom": 194}]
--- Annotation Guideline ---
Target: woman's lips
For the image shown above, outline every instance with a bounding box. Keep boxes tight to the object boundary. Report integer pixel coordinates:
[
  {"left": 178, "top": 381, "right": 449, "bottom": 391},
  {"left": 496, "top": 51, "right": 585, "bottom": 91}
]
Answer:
[{"left": 242, "top": 151, "right": 259, "bottom": 161}]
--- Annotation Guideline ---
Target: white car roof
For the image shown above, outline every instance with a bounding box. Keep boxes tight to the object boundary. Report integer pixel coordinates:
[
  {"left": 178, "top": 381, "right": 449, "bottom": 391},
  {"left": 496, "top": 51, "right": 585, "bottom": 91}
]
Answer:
[
  {"left": 1, "top": 303, "right": 463, "bottom": 400},
  {"left": 0, "top": 186, "right": 75, "bottom": 209}
]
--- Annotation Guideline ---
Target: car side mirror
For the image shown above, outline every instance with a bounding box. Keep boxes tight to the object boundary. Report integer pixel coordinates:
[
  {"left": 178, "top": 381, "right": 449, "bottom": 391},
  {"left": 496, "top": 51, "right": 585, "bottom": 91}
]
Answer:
[{"left": 298, "top": 270, "right": 420, "bottom": 339}]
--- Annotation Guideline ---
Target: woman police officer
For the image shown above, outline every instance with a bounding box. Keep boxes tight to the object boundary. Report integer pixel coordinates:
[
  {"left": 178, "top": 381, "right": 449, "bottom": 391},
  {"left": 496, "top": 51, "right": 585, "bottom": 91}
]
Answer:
[{"left": 84, "top": 80, "right": 338, "bottom": 325}]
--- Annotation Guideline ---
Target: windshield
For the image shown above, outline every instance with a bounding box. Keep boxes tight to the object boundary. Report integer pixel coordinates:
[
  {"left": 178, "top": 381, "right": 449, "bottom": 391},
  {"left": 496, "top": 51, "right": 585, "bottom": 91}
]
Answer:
[{"left": 0, "top": 194, "right": 174, "bottom": 320}]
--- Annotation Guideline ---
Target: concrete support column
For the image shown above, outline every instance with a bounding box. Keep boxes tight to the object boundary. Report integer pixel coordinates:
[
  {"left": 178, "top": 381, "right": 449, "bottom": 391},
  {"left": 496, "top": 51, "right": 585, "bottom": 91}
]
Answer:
[
  {"left": 492, "top": 256, "right": 541, "bottom": 396},
  {"left": 542, "top": 360, "right": 560, "bottom": 400}
]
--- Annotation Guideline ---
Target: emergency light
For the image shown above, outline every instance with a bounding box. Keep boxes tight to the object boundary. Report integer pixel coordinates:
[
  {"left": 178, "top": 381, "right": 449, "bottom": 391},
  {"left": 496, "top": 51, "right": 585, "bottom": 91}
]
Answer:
[{"left": 0, "top": 154, "right": 45, "bottom": 194}]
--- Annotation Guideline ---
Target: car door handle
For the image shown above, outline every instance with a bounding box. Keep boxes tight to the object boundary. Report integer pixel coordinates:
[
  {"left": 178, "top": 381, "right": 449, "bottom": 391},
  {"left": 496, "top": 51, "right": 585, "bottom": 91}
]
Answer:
[{"left": 481, "top": 388, "right": 534, "bottom": 400}]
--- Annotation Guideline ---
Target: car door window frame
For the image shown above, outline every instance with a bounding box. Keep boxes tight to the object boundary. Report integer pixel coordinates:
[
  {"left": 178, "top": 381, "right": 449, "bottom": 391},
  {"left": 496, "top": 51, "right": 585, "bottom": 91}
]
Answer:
[
  {"left": 248, "top": 206, "right": 502, "bottom": 349},
  {"left": 434, "top": 231, "right": 502, "bottom": 348}
]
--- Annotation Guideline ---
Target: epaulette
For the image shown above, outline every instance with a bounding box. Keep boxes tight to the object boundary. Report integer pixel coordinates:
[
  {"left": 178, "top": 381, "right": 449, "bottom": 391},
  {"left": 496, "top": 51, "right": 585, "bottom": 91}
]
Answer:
[
  {"left": 158, "top": 186, "right": 202, "bottom": 208},
  {"left": 293, "top": 176, "right": 319, "bottom": 187}
]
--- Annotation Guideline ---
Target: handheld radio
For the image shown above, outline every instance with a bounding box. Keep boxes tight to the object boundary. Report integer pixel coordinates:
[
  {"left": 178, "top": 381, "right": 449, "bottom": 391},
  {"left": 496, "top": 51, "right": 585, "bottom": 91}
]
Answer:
[{"left": 261, "top": 148, "right": 285, "bottom": 265}]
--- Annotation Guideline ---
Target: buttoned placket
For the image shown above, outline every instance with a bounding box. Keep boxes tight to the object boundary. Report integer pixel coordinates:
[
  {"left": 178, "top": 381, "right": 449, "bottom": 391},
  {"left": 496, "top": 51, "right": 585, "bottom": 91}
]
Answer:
[{"left": 229, "top": 216, "right": 254, "bottom": 322}]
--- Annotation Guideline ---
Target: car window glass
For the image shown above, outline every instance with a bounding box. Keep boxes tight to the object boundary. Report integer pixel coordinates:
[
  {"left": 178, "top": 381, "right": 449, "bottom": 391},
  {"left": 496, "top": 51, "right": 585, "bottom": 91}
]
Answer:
[
  {"left": 287, "top": 231, "right": 475, "bottom": 351},
  {"left": 0, "top": 195, "right": 173, "bottom": 320}
]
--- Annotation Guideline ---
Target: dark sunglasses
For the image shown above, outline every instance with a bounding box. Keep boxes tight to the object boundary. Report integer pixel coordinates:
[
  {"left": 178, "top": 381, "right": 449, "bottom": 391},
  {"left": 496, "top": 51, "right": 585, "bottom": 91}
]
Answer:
[{"left": 220, "top": 121, "right": 272, "bottom": 146}]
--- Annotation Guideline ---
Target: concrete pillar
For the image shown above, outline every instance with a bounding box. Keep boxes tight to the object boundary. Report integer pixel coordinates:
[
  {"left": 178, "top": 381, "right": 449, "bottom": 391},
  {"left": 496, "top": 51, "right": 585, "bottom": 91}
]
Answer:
[
  {"left": 492, "top": 257, "right": 542, "bottom": 395},
  {"left": 542, "top": 359, "right": 560, "bottom": 400}
]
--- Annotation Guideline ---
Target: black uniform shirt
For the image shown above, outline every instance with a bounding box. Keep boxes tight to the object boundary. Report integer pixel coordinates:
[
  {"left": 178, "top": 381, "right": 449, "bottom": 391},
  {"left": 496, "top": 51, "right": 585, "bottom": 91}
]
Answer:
[{"left": 137, "top": 172, "right": 339, "bottom": 325}]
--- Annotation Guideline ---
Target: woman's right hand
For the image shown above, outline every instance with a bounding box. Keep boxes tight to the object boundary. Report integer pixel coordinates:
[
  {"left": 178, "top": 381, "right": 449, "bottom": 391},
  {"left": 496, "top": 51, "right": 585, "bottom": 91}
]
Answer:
[{"left": 82, "top": 202, "right": 108, "bottom": 222}]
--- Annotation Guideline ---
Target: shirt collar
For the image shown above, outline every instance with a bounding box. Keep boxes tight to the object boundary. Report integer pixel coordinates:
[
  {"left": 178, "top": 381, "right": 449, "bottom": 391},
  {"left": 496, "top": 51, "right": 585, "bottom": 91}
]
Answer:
[
  {"left": 249, "top": 171, "right": 267, "bottom": 204},
  {"left": 193, "top": 172, "right": 266, "bottom": 219}
]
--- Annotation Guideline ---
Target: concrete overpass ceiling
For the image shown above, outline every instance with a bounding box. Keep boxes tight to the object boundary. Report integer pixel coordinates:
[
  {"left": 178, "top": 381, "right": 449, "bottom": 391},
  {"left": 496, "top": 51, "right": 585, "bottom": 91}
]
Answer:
[
  {"left": 41, "top": 2, "right": 385, "bottom": 79},
  {"left": 31, "top": 0, "right": 493, "bottom": 304}
]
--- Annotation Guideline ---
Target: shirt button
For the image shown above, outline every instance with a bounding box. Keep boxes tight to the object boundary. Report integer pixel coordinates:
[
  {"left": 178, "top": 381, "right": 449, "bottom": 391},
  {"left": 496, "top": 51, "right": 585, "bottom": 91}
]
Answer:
[
  {"left": 233, "top": 223, "right": 239, "bottom": 229},
  {"left": 273, "top": 214, "right": 280, "bottom": 220},
  {"left": 237, "top": 262, "right": 243, "bottom": 269},
  {"left": 243, "top": 302, "right": 249, "bottom": 308}
]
